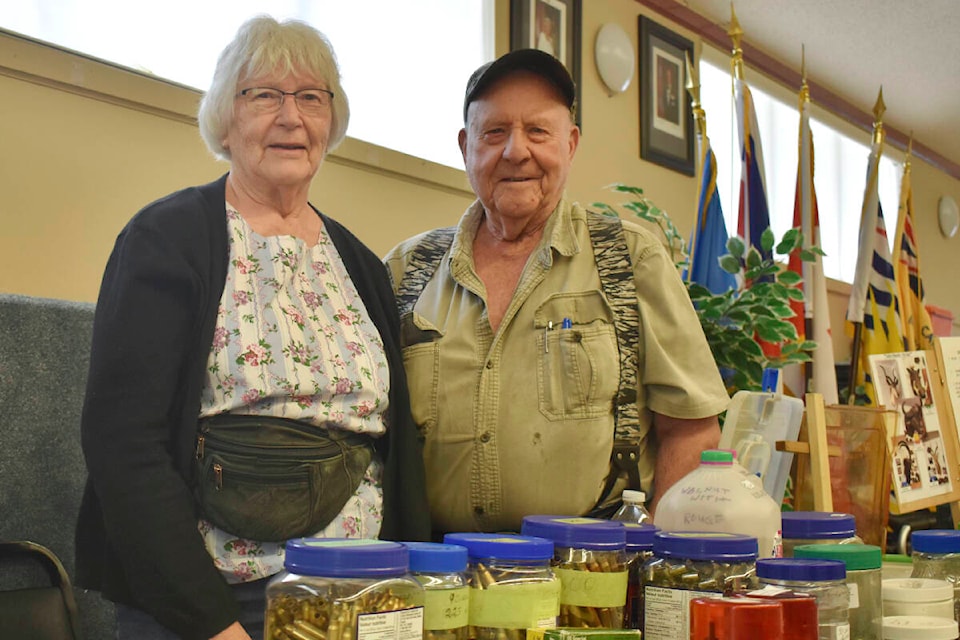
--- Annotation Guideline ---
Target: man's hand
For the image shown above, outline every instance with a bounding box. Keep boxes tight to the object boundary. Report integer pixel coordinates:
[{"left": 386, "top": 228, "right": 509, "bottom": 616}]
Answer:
[
  {"left": 211, "top": 622, "right": 252, "bottom": 640},
  {"left": 650, "top": 413, "right": 720, "bottom": 515}
]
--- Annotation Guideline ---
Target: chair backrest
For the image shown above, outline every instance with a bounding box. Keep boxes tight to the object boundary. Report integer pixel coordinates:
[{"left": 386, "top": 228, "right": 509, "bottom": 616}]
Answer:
[
  {"left": 0, "top": 293, "right": 115, "bottom": 639},
  {"left": 0, "top": 541, "right": 81, "bottom": 640}
]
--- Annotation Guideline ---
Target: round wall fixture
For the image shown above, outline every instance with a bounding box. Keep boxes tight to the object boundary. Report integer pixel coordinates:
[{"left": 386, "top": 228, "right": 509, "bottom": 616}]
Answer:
[
  {"left": 595, "top": 23, "right": 635, "bottom": 95},
  {"left": 940, "top": 195, "right": 959, "bottom": 238}
]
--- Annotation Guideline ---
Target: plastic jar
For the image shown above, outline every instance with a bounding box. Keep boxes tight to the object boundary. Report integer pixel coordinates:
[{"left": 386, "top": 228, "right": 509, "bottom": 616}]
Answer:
[
  {"left": 654, "top": 449, "right": 783, "bottom": 558},
  {"left": 405, "top": 542, "right": 469, "bottom": 640},
  {"left": 622, "top": 523, "right": 658, "bottom": 630},
  {"left": 882, "top": 578, "right": 955, "bottom": 619},
  {"left": 265, "top": 538, "right": 425, "bottom": 640},
  {"left": 883, "top": 615, "right": 960, "bottom": 640},
  {"left": 743, "top": 592, "right": 819, "bottom": 640},
  {"left": 781, "top": 512, "right": 862, "bottom": 557},
  {"left": 911, "top": 530, "right": 960, "bottom": 621},
  {"left": 442, "top": 533, "right": 560, "bottom": 640},
  {"left": 755, "top": 558, "right": 850, "bottom": 640},
  {"left": 690, "top": 596, "right": 784, "bottom": 639},
  {"left": 520, "top": 515, "right": 627, "bottom": 628},
  {"left": 641, "top": 531, "right": 758, "bottom": 640},
  {"left": 794, "top": 543, "right": 882, "bottom": 640}
]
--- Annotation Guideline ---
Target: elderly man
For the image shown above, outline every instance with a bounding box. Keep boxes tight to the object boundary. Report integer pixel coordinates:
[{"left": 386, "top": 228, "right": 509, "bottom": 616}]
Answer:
[{"left": 385, "top": 49, "right": 728, "bottom": 534}]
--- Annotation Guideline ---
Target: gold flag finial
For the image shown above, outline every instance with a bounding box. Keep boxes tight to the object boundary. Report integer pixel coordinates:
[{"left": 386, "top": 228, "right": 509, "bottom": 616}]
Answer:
[
  {"left": 685, "top": 52, "right": 707, "bottom": 140},
  {"left": 799, "top": 44, "right": 810, "bottom": 105},
  {"left": 729, "top": 4, "right": 744, "bottom": 80},
  {"left": 905, "top": 131, "right": 913, "bottom": 173},
  {"left": 872, "top": 87, "right": 886, "bottom": 146}
]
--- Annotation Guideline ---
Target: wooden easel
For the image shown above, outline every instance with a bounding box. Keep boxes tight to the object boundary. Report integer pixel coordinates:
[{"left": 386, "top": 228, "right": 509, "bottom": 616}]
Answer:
[{"left": 776, "top": 393, "right": 835, "bottom": 511}]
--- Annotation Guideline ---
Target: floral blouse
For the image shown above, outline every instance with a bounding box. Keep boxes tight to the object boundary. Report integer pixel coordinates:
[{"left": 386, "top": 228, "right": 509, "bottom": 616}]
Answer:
[{"left": 198, "top": 203, "right": 390, "bottom": 584}]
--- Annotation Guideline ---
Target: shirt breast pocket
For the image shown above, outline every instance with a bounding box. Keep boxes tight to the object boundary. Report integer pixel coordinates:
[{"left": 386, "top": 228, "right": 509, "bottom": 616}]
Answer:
[
  {"left": 535, "top": 291, "right": 619, "bottom": 421},
  {"left": 400, "top": 312, "right": 443, "bottom": 437}
]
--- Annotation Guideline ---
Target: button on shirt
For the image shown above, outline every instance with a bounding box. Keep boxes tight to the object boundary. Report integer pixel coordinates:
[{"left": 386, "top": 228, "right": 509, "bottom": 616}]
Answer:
[{"left": 385, "top": 199, "right": 729, "bottom": 533}]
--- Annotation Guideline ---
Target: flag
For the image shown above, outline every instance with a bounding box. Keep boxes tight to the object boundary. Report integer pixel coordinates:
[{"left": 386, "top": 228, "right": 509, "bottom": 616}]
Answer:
[
  {"left": 686, "top": 137, "right": 737, "bottom": 294},
  {"left": 734, "top": 76, "right": 772, "bottom": 261},
  {"left": 786, "top": 88, "right": 839, "bottom": 404},
  {"left": 892, "top": 159, "right": 935, "bottom": 351},
  {"left": 846, "top": 133, "right": 904, "bottom": 405}
]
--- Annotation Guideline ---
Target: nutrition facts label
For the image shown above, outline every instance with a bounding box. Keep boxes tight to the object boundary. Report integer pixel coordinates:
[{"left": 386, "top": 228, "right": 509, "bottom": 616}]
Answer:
[
  {"left": 643, "top": 586, "right": 720, "bottom": 640},
  {"left": 357, "top": 606, "right": 424, "bottom": 640}
]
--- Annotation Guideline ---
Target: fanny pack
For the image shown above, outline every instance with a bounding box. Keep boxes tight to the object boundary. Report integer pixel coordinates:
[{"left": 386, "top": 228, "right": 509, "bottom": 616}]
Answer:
[{"left": 194, "top": 414, "right": 374, "bottom": 542}]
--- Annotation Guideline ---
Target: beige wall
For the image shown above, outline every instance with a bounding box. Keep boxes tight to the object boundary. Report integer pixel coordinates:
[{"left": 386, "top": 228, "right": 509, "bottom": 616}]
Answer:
[{"left": 1, "top": 0, "right": 958, "bottom": 348}]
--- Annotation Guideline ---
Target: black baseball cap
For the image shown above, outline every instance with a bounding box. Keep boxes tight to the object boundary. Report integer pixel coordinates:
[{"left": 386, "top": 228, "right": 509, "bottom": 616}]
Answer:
[{"left": 463, "top": 48, "right": 576, "bottom": 122}]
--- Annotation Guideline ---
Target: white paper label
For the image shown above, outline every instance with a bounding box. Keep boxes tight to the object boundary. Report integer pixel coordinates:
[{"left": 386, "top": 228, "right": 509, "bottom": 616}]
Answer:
[
  {"left": 847, "top": 582, "right": 859, "bottom": 609},
  {"left": 357, "top": 607, "right": 424, "bottom": 640},
  {"left": 643, "top": 586, "right": 720, "bottom": 640}
]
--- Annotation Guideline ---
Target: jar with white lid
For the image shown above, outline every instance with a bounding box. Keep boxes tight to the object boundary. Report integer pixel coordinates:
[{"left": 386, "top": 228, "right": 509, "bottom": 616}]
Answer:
[
  {"left": 912, "top": 530, "right": 960, "bottom": 622},
  {"left": 520, "top": 515, "right": 628, "bottom": 628},
  {"left": 755, "top": 558, "right": 850, "bottom": 640},
  {"left": 781, "top": 511, "right": 862, "bottom": 557},
  {"left": 794, "top": 543, "right": 882, "bottom": 640},
  {"left": 405, "top": 541, "right": 469, "bottom": 640},
  {"left": 883, "top": 578, "right": 955, "bottom": 619},
  {"left": 883, "top": 615, "right": 959, "bottom": 640},
  {"left": 265, "top": 538, "right": 425, "bottom": 640},
  {"left": 442, "top": 532, "right": 560, "bottom": 640}
]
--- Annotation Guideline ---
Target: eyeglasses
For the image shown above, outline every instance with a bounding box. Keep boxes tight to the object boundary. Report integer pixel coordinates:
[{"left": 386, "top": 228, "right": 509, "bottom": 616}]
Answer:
[{"left": 237, "top": 87, "right": 334, "bottom": 116}]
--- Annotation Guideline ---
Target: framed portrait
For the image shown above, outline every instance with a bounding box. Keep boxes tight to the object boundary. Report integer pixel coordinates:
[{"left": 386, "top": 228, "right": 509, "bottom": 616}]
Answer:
[
  {"left": 638, "top": 15, "right": 695, "bottom": 176},
  {"left": 510, "top": 0, "right": 582, "bottom": 128}
]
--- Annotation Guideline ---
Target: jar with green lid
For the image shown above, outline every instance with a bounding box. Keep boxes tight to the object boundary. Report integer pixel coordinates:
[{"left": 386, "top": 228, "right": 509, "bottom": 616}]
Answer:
[
  {"left": 404, "top": 542, "right": 469, "bottom": 640},
  {"left": 642, "top": 531, "right": 759, "bottom": 640},
  {"left": 623, "top": 523, "right": 658, "bottom": 630},
  {"left": 755, "top": 558, "right": 850, "bottom": 640},
  {"left": 781, "top": 512, "right": 863, "bottom": 557},
  {"left": 911, "top": 529, "right": 960, "bottom": 622},
  {"left": 443, "top": 532, "right": 560, "bottom": 640},
  {"left": 520, "top": 515, "right": 628, "bottom": 628},
  {"left": 265, "top": 538, "right": 425, "bottom": 640},
  {"left": 794, "top": 543, "right": 882, "bottom": 640}
]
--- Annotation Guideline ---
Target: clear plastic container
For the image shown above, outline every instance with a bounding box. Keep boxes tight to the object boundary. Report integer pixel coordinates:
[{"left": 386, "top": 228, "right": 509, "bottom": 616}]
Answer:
[
  {"left": 794, "top": 543, "right": 882, "bottom": 640},
  {"left": 641, "top": 531, "right": 759, "bottom": 640},
  {"left": 622, "top": 523, "right": 658, "bottom": 630},
  {"left": 520, "top": 515, "right": 628, "bottom": 628},
  {"left": 744, "top": 592, "right": 819, "bottom": 640},
  {"left": 883, "top": 615, "right": 960, "bottom": 639},
  {"left": 442, "top": 533, "right": 560, "bottom": 640},
  {"left": 755, "top": 558, "right": 850, "bottom": 640},
  {"left": 265, "top": 538, "right": 425, "bottom": 640},
  {"left": 611, "top": 489, "right": 651, "bottom": 524},
  {"left": 654, "top": 449, "right": 783, "bottom": 558},
  {"left": 911, "top": 529, "right": 960, "bottom": 622},
  {"left": 405, "top": 542, "right": 469, "bottom": 640},
  {"left": 781, "top": 511, "right": 863, "bottom": 557},
  {"left": 883, "top": 578, "right": 955, "bottom": 619},
  {"left": 690, "top": 596, "right": 785, "bottom": 639}
]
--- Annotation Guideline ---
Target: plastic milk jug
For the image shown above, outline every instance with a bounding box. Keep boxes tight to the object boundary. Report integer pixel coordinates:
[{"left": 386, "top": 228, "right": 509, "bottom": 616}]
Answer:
[{"left": 654, "top": 449, "right": 783, "bottom": 558}]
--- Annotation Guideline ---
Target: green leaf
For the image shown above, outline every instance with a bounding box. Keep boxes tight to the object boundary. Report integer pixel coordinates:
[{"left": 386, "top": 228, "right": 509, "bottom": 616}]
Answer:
[
  {"left": 786, "top": 288, "right": 806, "bottom": 301},
  {"left": 761, "top": 228, "right": 776, "bottom": 253},
  {"left": 776, "top": 227, "right": 803, "bottom": 254},
  {"left": 778, "top": 270, "right": 802, "bottom": 285},
  {"left": 745, "top": 247, "right": 763, "bottom": 269},
  {"left": 719, "top": 255, "right": 741, "bottom": 274},
  {"left": 726, "top": 236, "right": 746, "bottom": 259}
]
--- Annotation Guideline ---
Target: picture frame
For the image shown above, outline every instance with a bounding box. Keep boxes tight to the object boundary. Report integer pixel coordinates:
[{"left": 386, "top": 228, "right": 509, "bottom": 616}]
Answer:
[
  {"left": 638, "top": 15, "right": 695, "bottom": 176},
  {"left": 510, "top": 0, "right": 582, "bottom": 128}
]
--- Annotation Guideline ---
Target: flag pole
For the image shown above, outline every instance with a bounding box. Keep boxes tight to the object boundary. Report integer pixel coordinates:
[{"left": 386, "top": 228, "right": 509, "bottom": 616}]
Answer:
[
  {"left": 798, "top": 46, "right": 812, "bottom": 393},
  {"left": 846, "top": 90, "right": 886, "bottom": 404},
  {"left": 685, "top": 52, "right": 706, "bottom": 284}
]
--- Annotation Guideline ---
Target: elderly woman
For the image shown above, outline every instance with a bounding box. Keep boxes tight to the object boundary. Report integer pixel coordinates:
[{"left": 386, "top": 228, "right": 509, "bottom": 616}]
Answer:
[{"left": 75, "top": 16, "right": 429, "bottom": 640}]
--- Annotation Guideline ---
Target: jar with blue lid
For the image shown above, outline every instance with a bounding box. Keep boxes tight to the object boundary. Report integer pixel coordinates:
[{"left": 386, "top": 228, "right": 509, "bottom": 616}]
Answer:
[
  {"left": 264, "top": 538, "right": 425, "bottom": 640},
  {"left": 623, "top": 523, "right": 658, "bottom": 630},
  {"left": 520, "top": 515, "right": 628, "bottom": 628},
  {"left": 641, "top": 531, "right": 758, "bottom": 640},
  {"left": 781, "top": 511, "right": 862, "bottom": 557},
  {"left": 911, "top": 529, "right": 960, "bottom": 622},
  {"left": 442, "top": 532, "right": 560, "bottom": 640},
  {"left": 755, "top": 558, "right": 849, "bottom": 640},
  {"left": 404, "top": 542, "right": 469, "bottom": 640}
]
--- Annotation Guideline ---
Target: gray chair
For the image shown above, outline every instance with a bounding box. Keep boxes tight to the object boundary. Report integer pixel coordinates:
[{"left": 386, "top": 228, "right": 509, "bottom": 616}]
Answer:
[{"left": 0, "top": 293, "right": 115, "bottom": 639}]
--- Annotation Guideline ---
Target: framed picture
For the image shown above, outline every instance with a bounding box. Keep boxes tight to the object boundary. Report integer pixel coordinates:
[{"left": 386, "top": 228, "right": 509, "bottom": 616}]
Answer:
[
  {"left": 510, "top": 0, "right": 582, "bottom": 128},
  {"left": 869, "top": 349, "right": 960, "bottom": 514},
  {"left": 638, "top": 15, "right": 695, "bottom": 176}
]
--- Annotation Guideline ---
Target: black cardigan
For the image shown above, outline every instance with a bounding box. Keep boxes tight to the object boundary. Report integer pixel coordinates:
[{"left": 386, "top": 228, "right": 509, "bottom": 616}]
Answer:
[{"left": 75, "top": 175, "right": 430, "bottom": 639}]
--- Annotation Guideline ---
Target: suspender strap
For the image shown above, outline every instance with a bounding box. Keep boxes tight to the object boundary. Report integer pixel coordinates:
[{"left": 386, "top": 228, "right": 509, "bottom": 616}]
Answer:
[
  {"left": 395, "top": 227, "right": 456, "bottom": 319},
  {"left": 586, "top": 211, "right": 643, "bottom": 498}
]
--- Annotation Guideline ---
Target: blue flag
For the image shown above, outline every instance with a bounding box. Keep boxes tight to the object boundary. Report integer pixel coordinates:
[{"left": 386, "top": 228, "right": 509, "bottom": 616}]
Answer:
[
  {"left": 735, "top": 77, "right": 772, "bottom": 261},
  {"left": 686, "top": 142, "right": 736, "bottom": 294}
]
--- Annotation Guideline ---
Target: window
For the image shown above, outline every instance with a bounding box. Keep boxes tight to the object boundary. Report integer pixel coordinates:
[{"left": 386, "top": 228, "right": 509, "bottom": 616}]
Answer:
[
  {"left": 1, "top": 0, "right": 494, "bottom": 170},
  {"left": 698, "top": 57, "right": 902, "bottom": 284}
]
